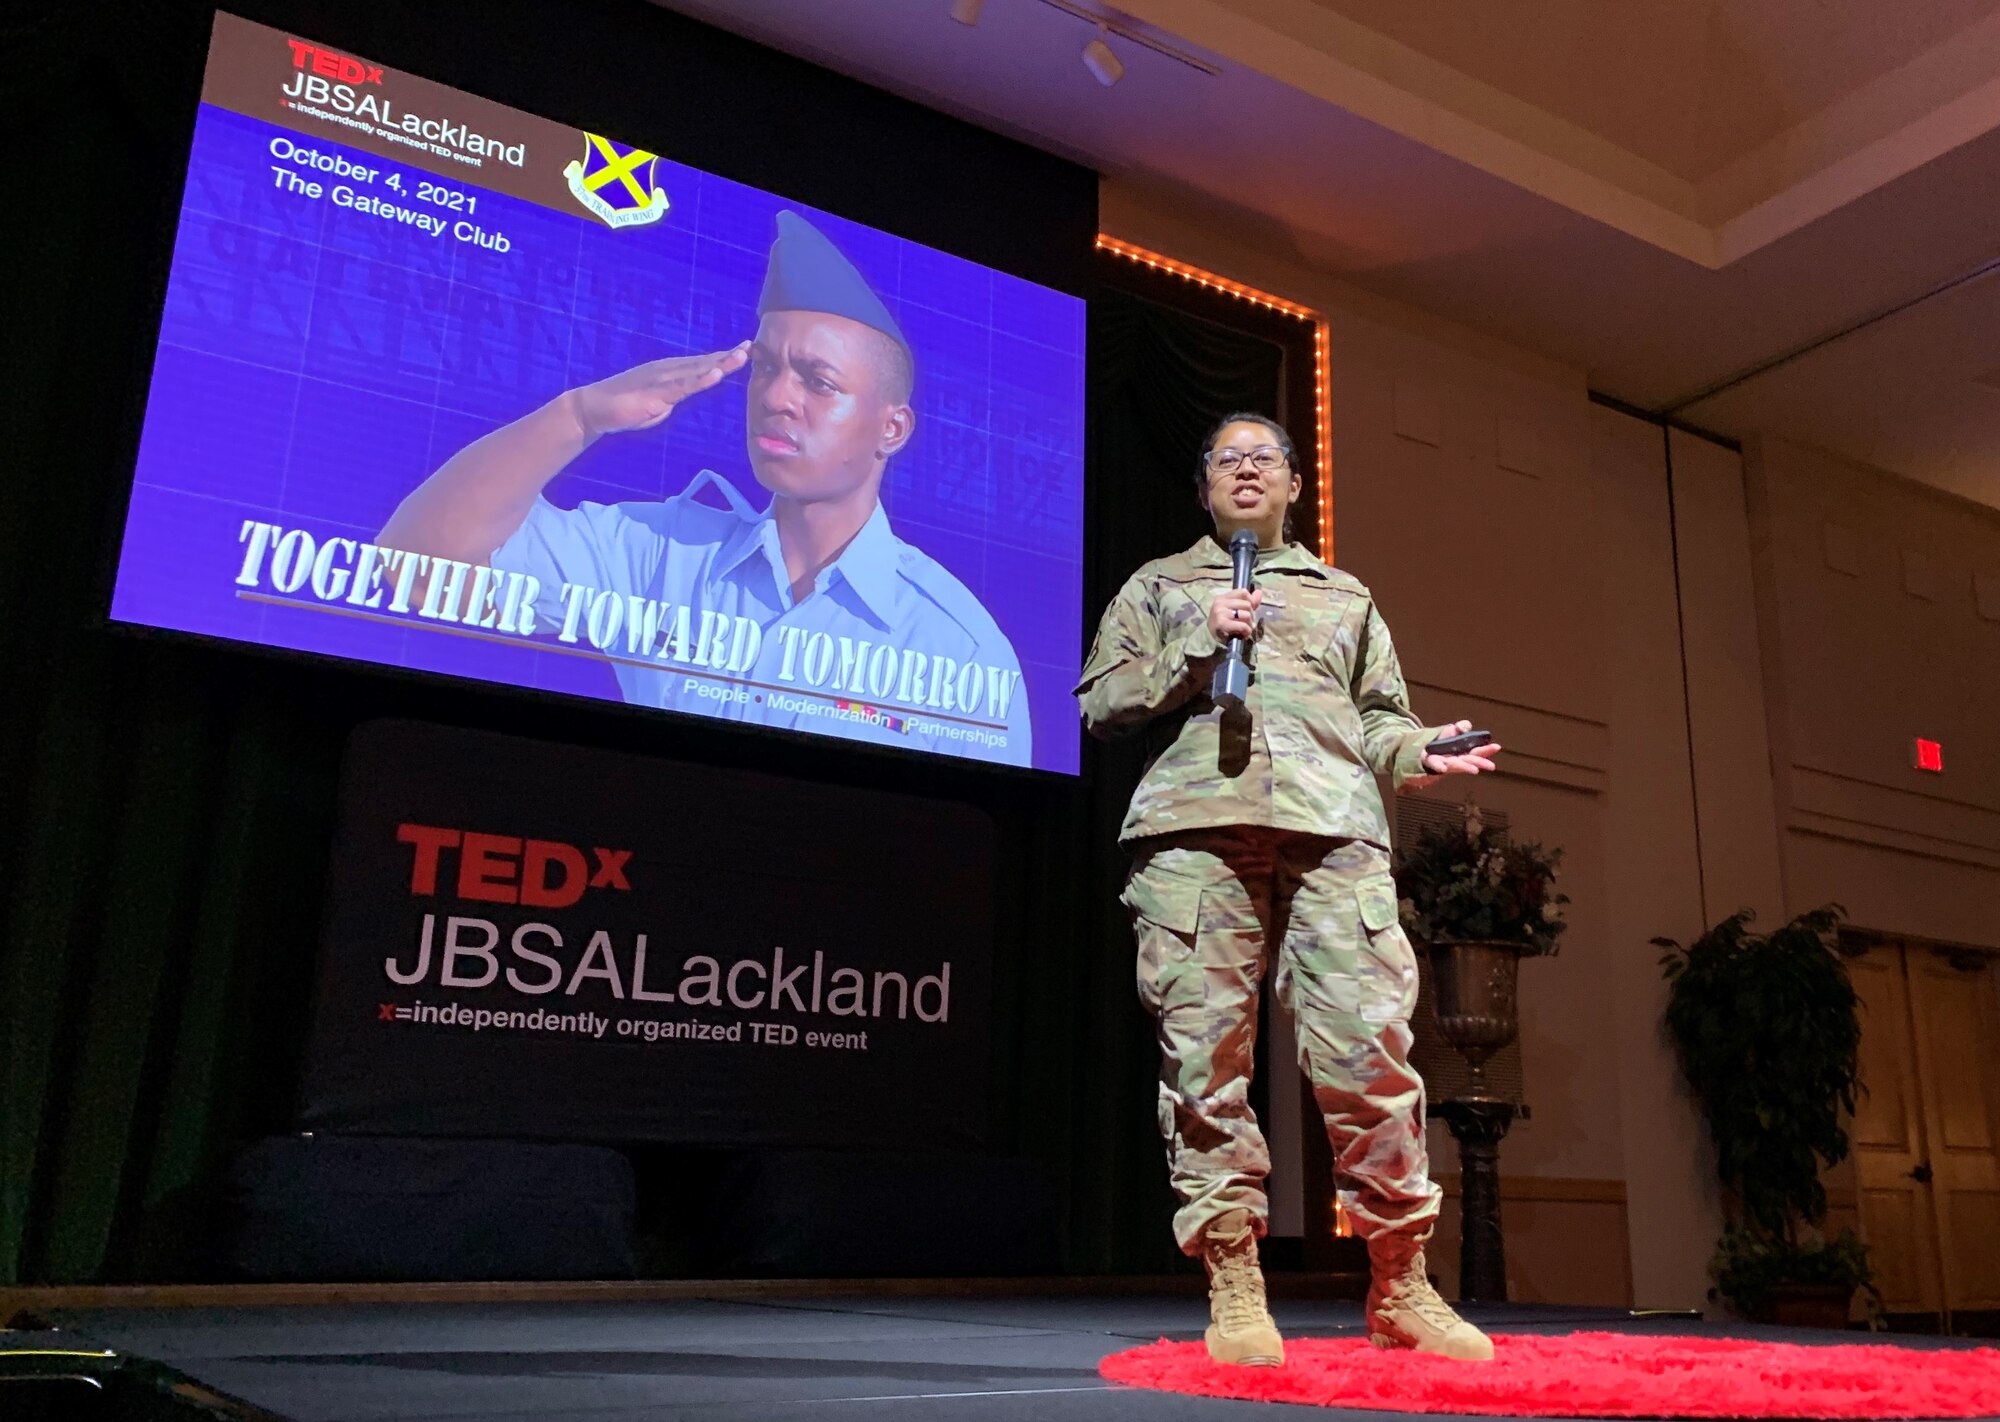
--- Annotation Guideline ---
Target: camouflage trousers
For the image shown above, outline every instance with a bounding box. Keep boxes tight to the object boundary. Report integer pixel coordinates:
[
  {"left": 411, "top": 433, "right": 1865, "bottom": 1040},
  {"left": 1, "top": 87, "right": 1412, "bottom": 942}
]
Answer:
[{"left": 1122, "top": 826, "right": 1442, "bottom": 1254}]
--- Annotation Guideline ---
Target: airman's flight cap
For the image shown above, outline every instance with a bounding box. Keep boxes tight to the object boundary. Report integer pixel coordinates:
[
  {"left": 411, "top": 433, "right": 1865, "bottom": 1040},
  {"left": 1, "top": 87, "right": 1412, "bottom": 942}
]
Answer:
[{"left": 757, "top": 210, "right": 909, "bottom": 358}]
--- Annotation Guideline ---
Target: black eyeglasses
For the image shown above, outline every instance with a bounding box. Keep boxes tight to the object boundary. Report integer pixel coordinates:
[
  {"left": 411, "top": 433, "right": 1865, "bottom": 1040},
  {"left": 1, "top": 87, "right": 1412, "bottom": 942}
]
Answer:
[{"left": 1204, "top": 445, "right": 1288, "bottom": 475}]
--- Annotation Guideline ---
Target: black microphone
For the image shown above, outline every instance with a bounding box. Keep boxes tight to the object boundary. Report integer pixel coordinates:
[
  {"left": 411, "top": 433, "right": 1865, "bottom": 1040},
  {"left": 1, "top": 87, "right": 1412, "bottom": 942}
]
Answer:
[{"left": 1210, "top": 529, "right": 1258, "bottom": 709}]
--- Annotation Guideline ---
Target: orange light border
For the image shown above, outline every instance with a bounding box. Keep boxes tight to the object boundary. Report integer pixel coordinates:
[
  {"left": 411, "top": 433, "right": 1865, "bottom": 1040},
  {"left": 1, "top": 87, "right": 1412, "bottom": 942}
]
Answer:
[{"left": 1095, "top": 234, "right": 1333, "bottom": 559}]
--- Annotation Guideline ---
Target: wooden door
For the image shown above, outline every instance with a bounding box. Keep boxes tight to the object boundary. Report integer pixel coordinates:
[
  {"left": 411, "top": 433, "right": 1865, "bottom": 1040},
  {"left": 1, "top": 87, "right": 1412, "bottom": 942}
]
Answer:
[
  {"left": 1848, "top": 947, "right": 1944, "bottom": 1320},
  {"left": 1850, "top": 941, "right": 2000, "bottom": 1330},
  {"left": 1904, "top": 947, "right": 2000, "bottom": 1320}
]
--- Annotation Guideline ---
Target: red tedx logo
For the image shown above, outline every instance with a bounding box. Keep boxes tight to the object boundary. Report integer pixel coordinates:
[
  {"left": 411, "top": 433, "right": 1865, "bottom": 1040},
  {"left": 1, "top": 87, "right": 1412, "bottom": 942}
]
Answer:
[
  {"left": 396, "top": 823, "right": 633, "bottom": 908},
  {"left": 286, "top": 39, "right": 384, "bottom": 85}
]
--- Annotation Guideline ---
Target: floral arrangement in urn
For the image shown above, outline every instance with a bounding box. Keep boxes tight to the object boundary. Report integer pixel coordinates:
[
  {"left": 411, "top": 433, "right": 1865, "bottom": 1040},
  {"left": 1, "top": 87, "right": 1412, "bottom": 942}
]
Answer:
[{"left": 1393, "top": 803, "right": 1569, "bottom": 954}]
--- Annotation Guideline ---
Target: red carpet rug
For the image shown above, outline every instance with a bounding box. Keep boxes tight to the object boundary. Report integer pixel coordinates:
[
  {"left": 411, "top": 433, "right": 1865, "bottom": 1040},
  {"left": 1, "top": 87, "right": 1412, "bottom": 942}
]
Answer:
[{"left": 1099, "top": 1333, "right": 2000, "bottom": 1417}]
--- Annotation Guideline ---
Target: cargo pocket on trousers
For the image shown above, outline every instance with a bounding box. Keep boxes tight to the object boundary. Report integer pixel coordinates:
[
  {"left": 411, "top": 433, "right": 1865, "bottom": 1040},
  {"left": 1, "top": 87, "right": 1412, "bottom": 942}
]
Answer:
[
  {"left": 1356, "top": 872, "right": 1419, "bottom": 1024},
  {"left": 1123, "top": 865, "right": 1203, "bottom": 1019}
]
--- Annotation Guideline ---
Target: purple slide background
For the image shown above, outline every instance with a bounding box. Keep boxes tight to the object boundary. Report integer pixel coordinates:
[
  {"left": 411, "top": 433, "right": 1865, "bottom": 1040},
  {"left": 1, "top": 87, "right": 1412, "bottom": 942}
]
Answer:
[{"left": 111, "top": 102, "right": 1086, "bottom": 773}]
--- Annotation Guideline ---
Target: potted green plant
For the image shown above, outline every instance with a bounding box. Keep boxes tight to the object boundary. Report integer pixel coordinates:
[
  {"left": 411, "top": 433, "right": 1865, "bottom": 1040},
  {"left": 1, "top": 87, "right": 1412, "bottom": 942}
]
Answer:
[
  {"left": 1656, "top": 905, "right": 1878, "bottom": 1326},
  {"left": 1394, "top": 804, "right": 1568, "bottom": 1098}
]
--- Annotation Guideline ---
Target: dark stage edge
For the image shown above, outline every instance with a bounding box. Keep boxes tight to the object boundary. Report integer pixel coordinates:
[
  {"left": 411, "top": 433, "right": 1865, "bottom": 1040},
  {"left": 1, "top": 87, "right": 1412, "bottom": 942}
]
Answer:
[{"left": 25, "top": 1294, "right": 1998, "bottom": 1421}]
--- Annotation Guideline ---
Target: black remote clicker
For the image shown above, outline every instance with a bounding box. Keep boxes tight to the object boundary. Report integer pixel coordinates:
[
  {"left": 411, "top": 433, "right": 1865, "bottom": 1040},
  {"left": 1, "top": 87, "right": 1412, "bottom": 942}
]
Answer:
[{"left": 1425, "top": 730, "right": 1493, "bottom": 759}]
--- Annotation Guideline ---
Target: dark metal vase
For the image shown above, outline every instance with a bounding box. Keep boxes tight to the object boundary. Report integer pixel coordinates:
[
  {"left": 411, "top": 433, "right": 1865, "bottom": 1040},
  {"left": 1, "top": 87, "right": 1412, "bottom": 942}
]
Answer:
[
  {"left": 1425, "top": 939, "right": 1531, "bottom": 1303},
  {"left": 1426, "top": 939, "right": 1523, "bottom": 1101}
]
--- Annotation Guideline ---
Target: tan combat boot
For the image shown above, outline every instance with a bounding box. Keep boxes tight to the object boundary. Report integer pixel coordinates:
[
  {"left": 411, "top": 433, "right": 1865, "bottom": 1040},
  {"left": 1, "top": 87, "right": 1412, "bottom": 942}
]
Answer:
[
  {"left": 1200, "top": 1209, "right": 1285, "bottom": 1367},
  {"left": 1366, "top": 1237, "right": 1494, "bottom": 1361}
]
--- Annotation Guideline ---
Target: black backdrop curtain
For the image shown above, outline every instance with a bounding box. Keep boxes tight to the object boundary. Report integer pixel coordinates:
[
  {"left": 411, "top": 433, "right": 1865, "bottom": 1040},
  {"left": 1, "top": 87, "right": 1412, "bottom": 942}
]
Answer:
[
  {"left": 1, "top": 4, "right": 1288, "bottom": 1284},
  {"left": 1064, "top": 287, "right": 1291, "bottom": 1269},
  {"left": 1087, "top": 290, "right": 1287, "bottom": 562}
]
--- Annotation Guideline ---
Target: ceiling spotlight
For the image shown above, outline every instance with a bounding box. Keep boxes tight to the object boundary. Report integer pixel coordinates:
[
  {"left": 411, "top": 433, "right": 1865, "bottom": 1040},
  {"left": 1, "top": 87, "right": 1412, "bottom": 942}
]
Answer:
[
  {"left": 1082, "top": 25, "right": 1124, "bottom": 86},
  {"left": 951, "top": 0, "right": 986, "bottom": 25}
]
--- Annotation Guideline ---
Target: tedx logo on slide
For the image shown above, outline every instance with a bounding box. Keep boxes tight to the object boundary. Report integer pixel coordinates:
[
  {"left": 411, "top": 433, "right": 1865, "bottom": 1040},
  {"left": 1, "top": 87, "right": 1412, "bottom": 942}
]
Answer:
[
  {"left": 394, "top": 823, "right": 632, "bottom": 910},
  {"left": 284, "top": 39, "right": 383, "bottom": 87}
]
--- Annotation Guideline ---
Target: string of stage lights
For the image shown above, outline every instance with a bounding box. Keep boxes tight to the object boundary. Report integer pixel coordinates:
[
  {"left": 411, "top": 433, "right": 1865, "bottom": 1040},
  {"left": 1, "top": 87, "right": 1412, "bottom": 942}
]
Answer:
[{"left": 1096, "top": 234, "right": 1336, "bottom": 560}]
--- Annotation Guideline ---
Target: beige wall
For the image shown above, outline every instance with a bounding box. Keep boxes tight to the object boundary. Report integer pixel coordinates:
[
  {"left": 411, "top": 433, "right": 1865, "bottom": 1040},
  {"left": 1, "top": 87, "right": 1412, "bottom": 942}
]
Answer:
[
  {"left": 1671, "top": 430, "right": 1789, "bottom": 926},
  {"left": 1428, "top": 1175, "right": 1634, "bottom": 1306},
  {"left": 1746, "top": 437, "right": 2000, "bottom": 948},
  {"left": 1100, "top": 178, "right": 2000, "bottom": 1314},
  {"left": 1592, "top": 409, "right": 1726, "bottom": 1312}
]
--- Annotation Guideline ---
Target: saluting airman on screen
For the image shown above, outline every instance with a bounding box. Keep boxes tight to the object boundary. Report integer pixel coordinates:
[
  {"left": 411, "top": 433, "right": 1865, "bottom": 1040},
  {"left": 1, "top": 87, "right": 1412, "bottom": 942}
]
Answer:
[
  {"left": 1076, "top": 414, "right": 1503, "bottom": 1367},
  {"left": 381, "top": 210, "right": 1030, "bottom": 765}
]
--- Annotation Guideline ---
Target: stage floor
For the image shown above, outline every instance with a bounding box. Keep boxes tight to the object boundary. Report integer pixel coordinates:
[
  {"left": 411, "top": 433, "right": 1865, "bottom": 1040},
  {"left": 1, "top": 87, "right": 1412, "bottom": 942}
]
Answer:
[{"left": 30, "top": 1294, "right": 1994, "bottom": 1420}]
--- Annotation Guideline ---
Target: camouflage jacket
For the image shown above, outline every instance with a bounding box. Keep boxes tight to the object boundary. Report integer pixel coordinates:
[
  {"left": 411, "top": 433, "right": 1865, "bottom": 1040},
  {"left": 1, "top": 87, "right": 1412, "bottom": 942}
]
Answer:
[{"left": 1075, "top": 535, "right": 1447, "bottom": 845}]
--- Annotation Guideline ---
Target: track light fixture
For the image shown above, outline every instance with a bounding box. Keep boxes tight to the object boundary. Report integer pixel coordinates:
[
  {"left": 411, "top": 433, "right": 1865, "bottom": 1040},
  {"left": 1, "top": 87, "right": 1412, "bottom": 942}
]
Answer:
[
  {"left": 1082, "top": 24, "right": 1124, "bottom": 86},
  {"left": 1031, "top": 2, "right": 1220, "bottom": 76},
  {"left": 950, "top": 0, "right": 986, "bottom": 25}
]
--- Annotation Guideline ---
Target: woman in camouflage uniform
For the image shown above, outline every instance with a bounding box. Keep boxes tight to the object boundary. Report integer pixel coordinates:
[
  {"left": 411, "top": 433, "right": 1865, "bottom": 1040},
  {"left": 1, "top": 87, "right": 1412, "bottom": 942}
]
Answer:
[{"left": 1076, "top": 413, "right": 1502, "bottom": 1367}]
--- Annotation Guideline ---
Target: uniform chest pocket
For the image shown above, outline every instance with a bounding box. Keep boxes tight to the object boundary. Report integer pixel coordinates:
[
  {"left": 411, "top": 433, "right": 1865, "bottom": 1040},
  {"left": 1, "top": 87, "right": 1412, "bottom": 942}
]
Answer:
[
  {"left": 1159, "top": 579, "right": 1222, "bottom": 639},
  {"left": 1287, "top": 588, "right": 1360, "bottom": 675}
]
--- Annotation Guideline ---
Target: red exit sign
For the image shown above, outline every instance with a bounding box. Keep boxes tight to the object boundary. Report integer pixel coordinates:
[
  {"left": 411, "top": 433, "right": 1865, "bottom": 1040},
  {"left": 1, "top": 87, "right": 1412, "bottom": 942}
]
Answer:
[{"left": 1914, "top": 738, "right": 1944, "bottom": 773}]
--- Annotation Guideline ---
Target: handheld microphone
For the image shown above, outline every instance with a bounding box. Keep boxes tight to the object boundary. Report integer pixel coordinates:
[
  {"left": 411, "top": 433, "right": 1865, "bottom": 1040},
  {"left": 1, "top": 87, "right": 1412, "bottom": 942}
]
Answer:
[{"left": 1210, "top": 529, "right": 1259, "bottom": 708}]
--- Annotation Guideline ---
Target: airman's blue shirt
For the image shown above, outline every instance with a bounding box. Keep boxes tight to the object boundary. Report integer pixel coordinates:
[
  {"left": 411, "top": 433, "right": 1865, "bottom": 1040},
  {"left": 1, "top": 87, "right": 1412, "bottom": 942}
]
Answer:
[{"left": 490, "top": 472, "right": 1032, "bottom": 767}]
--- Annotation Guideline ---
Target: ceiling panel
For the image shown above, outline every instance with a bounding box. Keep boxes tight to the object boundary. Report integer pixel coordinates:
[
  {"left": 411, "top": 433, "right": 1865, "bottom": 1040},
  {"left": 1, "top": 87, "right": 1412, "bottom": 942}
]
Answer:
[{"left": 654, "top": 0, "right": 2000, "bottom": 508}]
